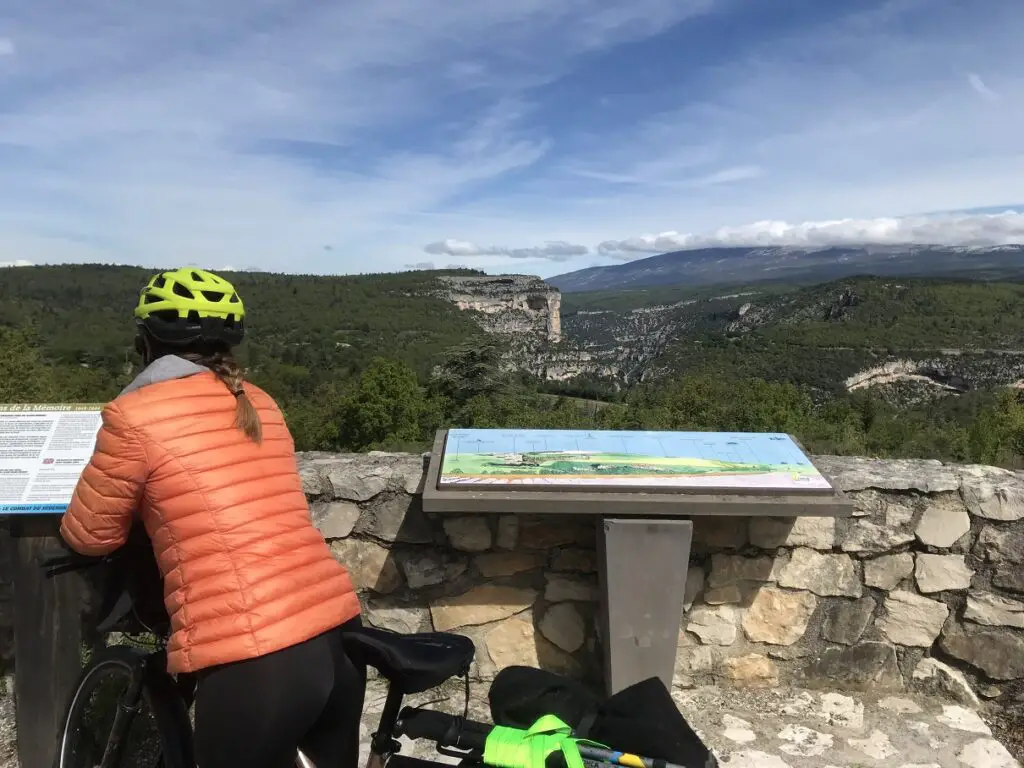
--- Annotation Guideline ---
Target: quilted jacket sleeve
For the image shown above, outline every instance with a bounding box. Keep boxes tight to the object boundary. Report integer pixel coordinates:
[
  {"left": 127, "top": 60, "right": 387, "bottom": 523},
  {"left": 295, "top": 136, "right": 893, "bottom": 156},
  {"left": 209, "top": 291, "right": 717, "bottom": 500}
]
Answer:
[{"left": 60, "top": 402, "right": 147, "bottom": 556}]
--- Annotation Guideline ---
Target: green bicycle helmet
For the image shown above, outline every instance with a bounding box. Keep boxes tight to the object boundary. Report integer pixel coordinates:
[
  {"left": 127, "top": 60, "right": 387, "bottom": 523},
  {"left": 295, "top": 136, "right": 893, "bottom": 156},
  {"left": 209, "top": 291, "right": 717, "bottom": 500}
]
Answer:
[{"left": 134, "top": 267, "right": 245, "bottom": 347}]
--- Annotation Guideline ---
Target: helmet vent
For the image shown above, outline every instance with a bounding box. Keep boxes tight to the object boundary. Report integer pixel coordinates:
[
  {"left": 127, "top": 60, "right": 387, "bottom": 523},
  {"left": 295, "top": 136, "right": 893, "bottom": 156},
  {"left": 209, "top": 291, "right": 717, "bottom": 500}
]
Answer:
[
  {"left": 154, "top": 276, "right": 167, "bottom": 288},
  {"left": 143, "top": 293, "right": 159, "bottom": 304},
  {"left": 186, "top": 310, "right": 201, "bottom": 323},
  {"left": 172, "top": 282, "right": 194, "bottom": 299},
  {"left": 201, "top": 290, "right": 225, "bottom": 302},
  {"left": 191, "top": 271, "right": 203, "bottom": 282}
]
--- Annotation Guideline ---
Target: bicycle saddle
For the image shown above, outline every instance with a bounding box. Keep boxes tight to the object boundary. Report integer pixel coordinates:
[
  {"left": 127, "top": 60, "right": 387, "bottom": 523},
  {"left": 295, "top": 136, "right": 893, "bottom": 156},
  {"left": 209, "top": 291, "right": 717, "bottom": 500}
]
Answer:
[{"left": 342, "top": 625, "right": 475, "bottom": 694}]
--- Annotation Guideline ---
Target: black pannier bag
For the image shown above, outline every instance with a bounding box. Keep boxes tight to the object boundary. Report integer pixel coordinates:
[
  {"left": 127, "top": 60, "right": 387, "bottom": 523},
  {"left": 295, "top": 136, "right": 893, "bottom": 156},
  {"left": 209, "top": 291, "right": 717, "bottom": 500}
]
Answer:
[{"left": 488, "top": 666, "right": 718, "bottom": 768}]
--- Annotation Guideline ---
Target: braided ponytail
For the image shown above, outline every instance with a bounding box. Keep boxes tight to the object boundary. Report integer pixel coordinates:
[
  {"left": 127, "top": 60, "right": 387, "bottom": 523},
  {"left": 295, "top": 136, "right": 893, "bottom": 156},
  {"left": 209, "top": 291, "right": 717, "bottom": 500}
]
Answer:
[{"left": 182, "top": 350, "right": 263, "bottom": 443}]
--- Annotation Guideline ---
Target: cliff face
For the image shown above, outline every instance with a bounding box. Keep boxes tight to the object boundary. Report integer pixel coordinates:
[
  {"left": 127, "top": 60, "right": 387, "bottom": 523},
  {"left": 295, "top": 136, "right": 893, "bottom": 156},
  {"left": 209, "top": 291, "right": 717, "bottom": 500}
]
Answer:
[{"left": 437, "top": 275, "right": 562, "bottom": 343}]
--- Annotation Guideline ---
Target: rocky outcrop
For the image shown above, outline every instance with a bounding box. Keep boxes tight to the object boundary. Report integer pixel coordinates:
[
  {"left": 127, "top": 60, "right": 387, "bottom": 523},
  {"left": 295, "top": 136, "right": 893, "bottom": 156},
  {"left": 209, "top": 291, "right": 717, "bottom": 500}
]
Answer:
[{"left": 436, "top": 275, "right": 562, "bottom": 343}]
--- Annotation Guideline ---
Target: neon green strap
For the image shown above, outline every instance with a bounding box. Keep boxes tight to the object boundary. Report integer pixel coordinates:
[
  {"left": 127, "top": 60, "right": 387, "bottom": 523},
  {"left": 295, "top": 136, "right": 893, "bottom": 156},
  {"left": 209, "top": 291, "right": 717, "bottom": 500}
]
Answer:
[{"left": 483, "top": 714, "right": 605, "bottom": 768}]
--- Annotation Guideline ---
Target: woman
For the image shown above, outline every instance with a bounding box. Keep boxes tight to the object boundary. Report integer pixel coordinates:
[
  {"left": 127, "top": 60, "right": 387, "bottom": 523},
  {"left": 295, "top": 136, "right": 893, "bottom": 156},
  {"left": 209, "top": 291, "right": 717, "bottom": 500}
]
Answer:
[{"left": 60, "top": 267, "right": 365, "bottom": 768}]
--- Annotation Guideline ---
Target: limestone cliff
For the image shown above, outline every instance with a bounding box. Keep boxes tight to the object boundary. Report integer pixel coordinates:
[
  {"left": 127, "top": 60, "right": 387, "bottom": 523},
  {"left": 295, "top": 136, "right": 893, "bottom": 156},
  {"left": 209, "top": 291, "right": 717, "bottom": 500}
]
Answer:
[{"left": 436, "top": 275, "right": 562, "bottom": 343}]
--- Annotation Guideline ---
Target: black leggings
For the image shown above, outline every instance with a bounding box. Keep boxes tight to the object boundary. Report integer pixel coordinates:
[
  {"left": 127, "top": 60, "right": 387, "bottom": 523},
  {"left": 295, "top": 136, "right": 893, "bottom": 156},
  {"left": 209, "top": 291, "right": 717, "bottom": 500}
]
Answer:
[{"left": 193, "top": 616, "right": 366, "bottom": 768}]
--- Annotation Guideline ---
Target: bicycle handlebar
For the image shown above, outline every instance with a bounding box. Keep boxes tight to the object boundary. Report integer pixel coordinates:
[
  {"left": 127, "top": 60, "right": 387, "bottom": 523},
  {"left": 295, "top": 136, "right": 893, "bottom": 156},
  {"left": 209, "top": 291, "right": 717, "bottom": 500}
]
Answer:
[{"left": 396, "top": 706, "right": 491, "bottom": 751}]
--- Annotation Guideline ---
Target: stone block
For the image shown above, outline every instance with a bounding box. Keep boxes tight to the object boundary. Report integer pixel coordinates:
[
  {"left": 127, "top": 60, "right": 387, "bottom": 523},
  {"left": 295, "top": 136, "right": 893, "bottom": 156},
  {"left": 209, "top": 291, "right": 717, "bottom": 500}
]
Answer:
[
  {"left": 431, "top": 585, "right": 538, "bottom": 632},
  {"left": 330, "top": 538, "right": 403, "bottom": 594},
  {"left": 748, "top": 516, "right": 836, "bottom": 550},
  {"left": 741, "top": 587, "right": 817, "bottom": 645},
  {"left": 544, "top": 574, "right": 598, "bottom": 602},
  {"left": 538, "top": 603, "right": 586, "bottom": 652},
  {"left": 442, "top": 516, "right": 492, "bottom": 552},
  {"left": 821, "top": 596, "right": 876, "bottom": 645},
  {"left": 958, "top": 465, "right": 1024, "bottom": 521},
  {"left": 913, "top": 553, "right": 974, "bottom": 593},
  {"left": 915, "top": 493, "right": 972, "bottom": 548},
  {"left": 724, "top": 654, "right": 778, "bottom": 687},
  {"left": 778, "top": 548, "right": 862, "bottom": 597},
  {"left": 964, "top": 591, "right": 1024, "bottom": 629},
  {"left": 939, "top": 627, "right": 1024, "bottom": 680},
  {"left": 311, "top": 500, "right": 361, "bottom": 539},
  {"left": 685, "top": 605, "right": 739, "bottom": 646},
  {"left": 800, "top": 641, "right": 903, "bottom": 692},
  {"left": 475, "top": 551, "right": 543, "bottom": 578},
  {"left": 863, "top": 552, "right": 914, "bottom": 590},
  {"left": 878, "top": 590, "right": 948, "bottom": 647}
]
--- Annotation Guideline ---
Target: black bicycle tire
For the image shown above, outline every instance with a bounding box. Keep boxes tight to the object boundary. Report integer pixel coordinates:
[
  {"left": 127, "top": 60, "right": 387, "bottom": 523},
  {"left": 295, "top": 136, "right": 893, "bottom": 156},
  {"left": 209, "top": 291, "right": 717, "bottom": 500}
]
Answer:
[{"left": 54, "top": 644, "right": 194, "bottom": 768}]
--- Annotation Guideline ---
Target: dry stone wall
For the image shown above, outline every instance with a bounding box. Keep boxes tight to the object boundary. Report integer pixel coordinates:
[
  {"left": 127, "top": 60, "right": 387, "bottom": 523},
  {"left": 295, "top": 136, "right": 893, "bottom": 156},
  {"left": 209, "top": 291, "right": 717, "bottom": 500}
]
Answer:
[{"left": 301, "top": 452, "right": 1024, "bottom": 708}]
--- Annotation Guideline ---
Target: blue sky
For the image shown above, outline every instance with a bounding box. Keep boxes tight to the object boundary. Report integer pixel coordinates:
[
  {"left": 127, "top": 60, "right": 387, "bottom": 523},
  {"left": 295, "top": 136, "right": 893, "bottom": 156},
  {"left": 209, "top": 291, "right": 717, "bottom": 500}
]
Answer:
[{"left": 2, "top": 0, "right": 1024, "bottom": 277}]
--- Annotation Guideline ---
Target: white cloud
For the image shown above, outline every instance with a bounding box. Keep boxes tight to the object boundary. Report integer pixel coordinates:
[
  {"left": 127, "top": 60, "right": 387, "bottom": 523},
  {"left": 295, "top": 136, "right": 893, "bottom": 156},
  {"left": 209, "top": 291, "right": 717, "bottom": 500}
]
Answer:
[
  {"left": 0, "top": 259, "right": 34, "bottom": 268},
  {"left": 596, "top": 209, "right": 1024, "bottom": 259},
  {"left": 424, "top": 239, "right": 588, "bottom": 261},
  {"left": 0, "top": 38, "right": 14, "bottom": 56},
  {"left": 968, "top": 73, "right": 1000, "bottom": 101}
]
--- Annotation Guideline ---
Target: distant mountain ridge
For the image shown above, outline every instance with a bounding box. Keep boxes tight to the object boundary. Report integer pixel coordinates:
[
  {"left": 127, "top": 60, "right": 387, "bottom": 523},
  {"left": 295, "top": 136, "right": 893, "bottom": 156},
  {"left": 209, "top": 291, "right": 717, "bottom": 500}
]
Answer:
[{"left": 547, "top": 244, "right": 1024, "bottom": 293}]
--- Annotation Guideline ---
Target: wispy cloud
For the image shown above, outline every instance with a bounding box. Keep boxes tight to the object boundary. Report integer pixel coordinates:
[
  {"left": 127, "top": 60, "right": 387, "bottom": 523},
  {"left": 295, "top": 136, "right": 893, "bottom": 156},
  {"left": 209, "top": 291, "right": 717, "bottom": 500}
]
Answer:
[
  {"left": 968, "top": 73, "right": 1000, "bottom": 101},
  {"left": 424, "top": 239, "right": 588, "bottom": 262},
  {"left": 2, "top": 0, "right": 1023, "bottom": 277}
]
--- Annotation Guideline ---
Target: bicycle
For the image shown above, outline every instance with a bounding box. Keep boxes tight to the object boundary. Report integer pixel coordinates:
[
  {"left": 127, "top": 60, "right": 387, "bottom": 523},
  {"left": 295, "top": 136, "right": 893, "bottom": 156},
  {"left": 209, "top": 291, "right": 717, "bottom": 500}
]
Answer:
[{"left": 46, "top": 535, "right": 715, "bottom": 768}]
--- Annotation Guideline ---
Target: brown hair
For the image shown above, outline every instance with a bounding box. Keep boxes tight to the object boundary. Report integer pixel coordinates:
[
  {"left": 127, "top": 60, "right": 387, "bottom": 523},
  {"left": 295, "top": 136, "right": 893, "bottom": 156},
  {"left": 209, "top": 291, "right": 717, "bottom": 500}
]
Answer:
[{"left": 180, "top": 349, "right": 263, "bottom": 444}]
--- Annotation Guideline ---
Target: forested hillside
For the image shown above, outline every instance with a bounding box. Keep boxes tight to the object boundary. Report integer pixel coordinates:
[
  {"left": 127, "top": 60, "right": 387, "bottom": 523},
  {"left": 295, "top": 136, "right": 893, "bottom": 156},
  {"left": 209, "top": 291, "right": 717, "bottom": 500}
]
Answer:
[{"left": 2, "top": 265, "right": 1023, "bottom": 468}]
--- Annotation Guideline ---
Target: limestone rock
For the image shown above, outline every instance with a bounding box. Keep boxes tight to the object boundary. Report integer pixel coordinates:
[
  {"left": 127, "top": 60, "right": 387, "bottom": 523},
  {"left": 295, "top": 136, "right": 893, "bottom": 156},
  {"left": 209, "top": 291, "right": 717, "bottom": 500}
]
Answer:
[
  {"left": 863, "top": 553, "right": 914, "bottom": 590},
  {"left": 815, "top": 456, "right": 958, "bottom": 493},
  {"left": 716, "top": 751, "right": 792, "bottom": 768},
  {"left": 475, "top": 551, "right": 542, "bottom": 578},
  {"left": 327, "top": 462, "right": 392, "bottom": 502},
  {"left": 704, "top": 584, "right": 750, "bottom": 605},
  {"left": 519, "top": 518, "right": 590, "bottom": 549},
  {"left": 939, "top": 627, "right": 1024, "bottom": 680},
  {"left": 912, "top": 657, "right": 981, "bottom": 707},
  {"left": 964, "top": 591, "right": 1024, "bottom": 629},
  {"left": 778, "top": 548, "right": 862, "bottom": 597},
  {"left": 957, "top": 738, "right": 1019, "bottom": 768},
  {"left": 538, "top": 603, "right": 585, "bottom": 652},
  {"left": 692, "top": 518, "right": 748, "bottom": 549},
  {"left": 800, "top": 642, "right": 904, "bottom": 692},
  {"left": 821, "top": 596, "right": 876, "bottom": 645},
  {"left": 544, "top": 574, "right": 598, "bottom": 602},
  {"left": 841, "top": 500, "right": 916, "bottom": 553},
  {"left": 994, "top": 569, "right": 1024, "bottom": 594},
  {"left": 913, "top": 553, "right": 974, "bottom": 593},
  {"left": 485, "top": 617, "right": 578, "bottom": 675},
  {"left": 847, "top": 729, "right": 897, "bottom": 760},
  {"left": 742, "top": 587, "right": 817, "bottom": 645},
  {"left": 683, "top": 565, "right": 705, "bottom": 609},
  {"left": 550, "top": 548, "right": 597, "bottom": 573},
  {"left": 958, "top": 464, "right": 1024, "bottom": 521},
  {"left": 749, "top": 516, "right": 836, "bottom": 550},
  {"left": 363, "top": 494, "right": 435, "bottom": 544},
  {"left": 777, "top": 724, "right": 834, "bottom": 757},
  {"left": 674, "top": 645, "right": 720, "bottom": 682},
  {"left": 396, "top": 457, "right": 427, "bottom": 494},
  {"left": 914, "top": 494, "right": 971, "bottom": 548},
  {"left": 299, "top": 464, "right": 327, "bottom": 496},
  {"left": 722, "top": 715, "right": 757, "bottom": 745},
  {"left": 365, "top": 601, "right": 430, "bottom": 634},
  {"left": 936, "top": 704, "right": 991, "bottom": 735},
  {"left": 495, "top": 516, "right": 519, "bottom": 550},
  {"left": 330, "top": 538, "right": 403, "bottom": 594},
  {"left": 975, "top": 525, "right": 1024, "bottom": 564},
  {"left": 818, "top": 691, "right": 865, "bottom": 729},
  {"left": 311, "top": 500, "right": 361, "bottom": 539},
  {"left": 878, "top": 591, "right": 949, "bottom": 647},
  {"left": 708, "top": 554, "right": 785, "bottom": 589},
  {"left": 725, "top": 654, "right": 778, "bottom": 687},
  {"left": 686, "top": 605, "right": 738, "bottom": 646},
  {"left": 442, "top": 516, "right": 492, "bottom": 552},
  {"left": 485, "top": 617, "right": 539, "bottom": 668},
  {"left": 397, "top": 551, "right": 467, "bottom": 589},
  {"left": 430, "top": 585, "right": 537, "bottom": 632}
]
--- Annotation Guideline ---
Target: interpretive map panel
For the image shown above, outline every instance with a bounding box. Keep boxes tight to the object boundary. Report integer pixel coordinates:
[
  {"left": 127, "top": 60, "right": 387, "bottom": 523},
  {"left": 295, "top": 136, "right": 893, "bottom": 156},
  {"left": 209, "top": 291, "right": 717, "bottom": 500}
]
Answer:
[
  {"left": 439, "top": 428, "right": 833, "bottom": 491},
  {"left": 0, "top": 404, "right": 104, "bottom": 514}
]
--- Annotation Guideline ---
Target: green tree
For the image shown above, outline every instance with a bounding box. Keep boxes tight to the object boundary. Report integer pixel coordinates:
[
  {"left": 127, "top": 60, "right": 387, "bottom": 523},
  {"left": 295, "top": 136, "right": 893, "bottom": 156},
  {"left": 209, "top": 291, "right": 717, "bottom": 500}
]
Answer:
[
  {"left": 0, "top": 326, "right": 58, "bottom": 402},
  {"left": 337, "top": 358, "right": 438, "bottom": 451}
]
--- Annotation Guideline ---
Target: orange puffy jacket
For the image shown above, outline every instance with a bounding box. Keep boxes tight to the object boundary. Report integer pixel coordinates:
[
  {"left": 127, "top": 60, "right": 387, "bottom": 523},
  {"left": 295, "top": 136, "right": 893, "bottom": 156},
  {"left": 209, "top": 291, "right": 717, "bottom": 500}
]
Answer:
[{"left": 60, "top": 356, "right": 360, "bottom": 674}]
